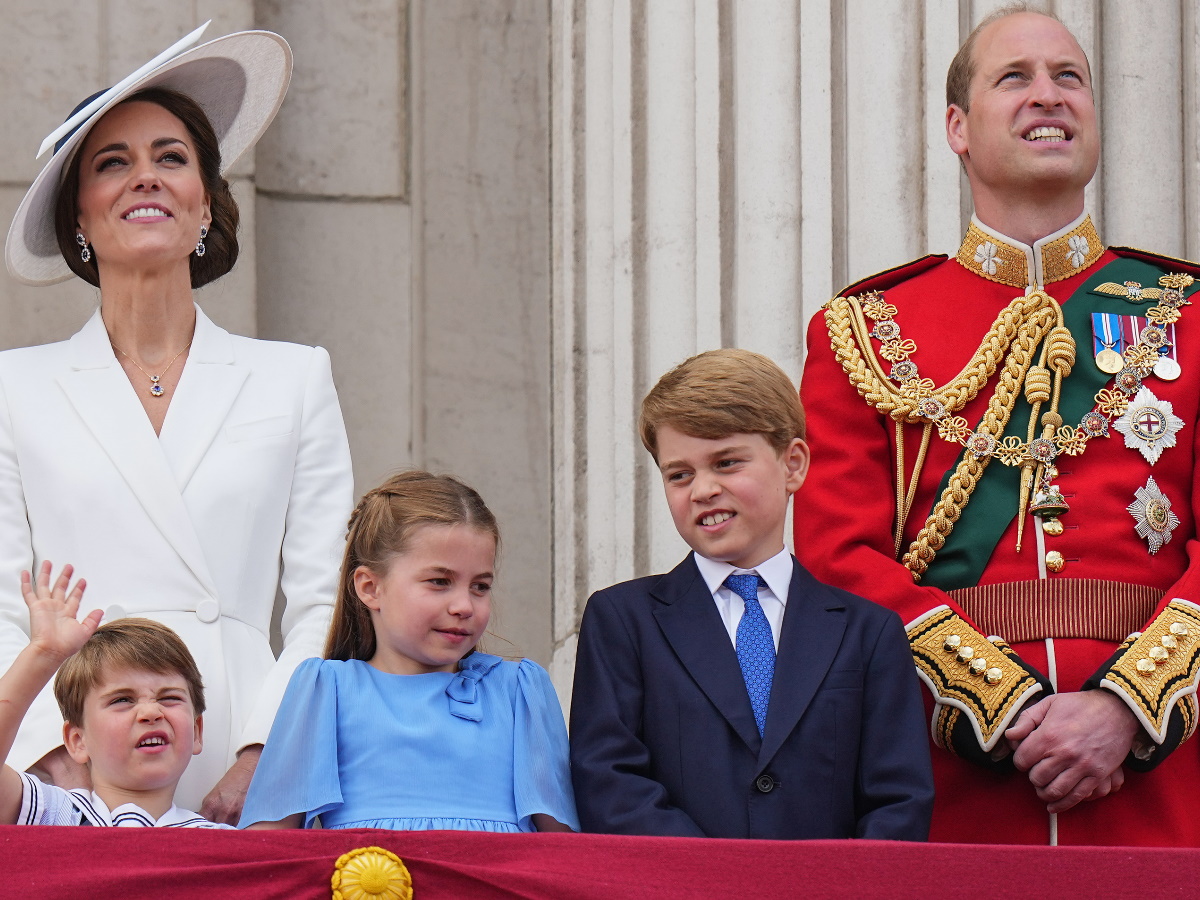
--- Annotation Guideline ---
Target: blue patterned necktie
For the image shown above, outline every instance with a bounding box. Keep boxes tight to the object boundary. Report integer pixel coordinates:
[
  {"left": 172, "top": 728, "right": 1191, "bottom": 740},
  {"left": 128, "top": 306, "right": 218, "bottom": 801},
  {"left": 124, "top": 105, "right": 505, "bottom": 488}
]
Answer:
[{"left": 726, "top": 572, "right": 774, "bottom": 737}]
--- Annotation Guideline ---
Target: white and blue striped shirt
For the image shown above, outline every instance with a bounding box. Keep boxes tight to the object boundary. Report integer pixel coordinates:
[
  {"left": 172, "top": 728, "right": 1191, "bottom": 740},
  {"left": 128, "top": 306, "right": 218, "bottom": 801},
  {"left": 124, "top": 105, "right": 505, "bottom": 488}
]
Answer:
[{"left": 17, "top": 772, "right": 233, "bottom": 828}]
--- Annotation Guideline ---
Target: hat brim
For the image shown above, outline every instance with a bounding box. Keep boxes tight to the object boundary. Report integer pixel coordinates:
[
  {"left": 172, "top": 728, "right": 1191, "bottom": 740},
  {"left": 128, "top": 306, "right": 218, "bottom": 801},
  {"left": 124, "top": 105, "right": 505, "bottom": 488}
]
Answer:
[{"left": 5, "top": 30, "right": 291, "bottom": 286}]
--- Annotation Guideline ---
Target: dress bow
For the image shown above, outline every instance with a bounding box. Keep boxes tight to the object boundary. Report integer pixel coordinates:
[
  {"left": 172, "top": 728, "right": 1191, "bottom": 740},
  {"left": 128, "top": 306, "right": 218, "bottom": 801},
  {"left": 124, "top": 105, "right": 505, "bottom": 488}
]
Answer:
[{"left": 446, "top": 652, "right": 503, "bottom": 721}]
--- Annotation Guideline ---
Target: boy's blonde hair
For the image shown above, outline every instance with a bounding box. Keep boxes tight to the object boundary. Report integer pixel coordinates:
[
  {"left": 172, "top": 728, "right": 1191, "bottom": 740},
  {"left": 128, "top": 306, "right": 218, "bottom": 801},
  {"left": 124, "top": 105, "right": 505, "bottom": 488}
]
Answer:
[
  {"left": 54, "top": 618, "right": 206, "bottom": 727},
  {"left": 326, "top": 470, "right": 501, "bottom": 662},
  {"left": 639, "top": 349, "right": 805, "bottom": 463}
]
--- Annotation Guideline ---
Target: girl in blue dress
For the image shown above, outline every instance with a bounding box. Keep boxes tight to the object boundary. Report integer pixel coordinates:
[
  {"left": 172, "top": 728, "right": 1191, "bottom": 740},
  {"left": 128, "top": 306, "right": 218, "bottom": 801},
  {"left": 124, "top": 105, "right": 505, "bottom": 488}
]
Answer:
[{"left": 239, "top": 471, "right": 577, "bottom": 832}]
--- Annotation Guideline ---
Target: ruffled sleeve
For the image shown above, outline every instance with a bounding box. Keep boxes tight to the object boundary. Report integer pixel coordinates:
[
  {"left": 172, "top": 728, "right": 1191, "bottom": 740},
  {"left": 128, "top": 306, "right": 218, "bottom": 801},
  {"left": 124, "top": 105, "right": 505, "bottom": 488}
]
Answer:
[
  {"left": 512, "top": 658, "right": 579, "bottom": 831},
  {"left": 238, "top": 657, "right": 342, "bottom": 828}
]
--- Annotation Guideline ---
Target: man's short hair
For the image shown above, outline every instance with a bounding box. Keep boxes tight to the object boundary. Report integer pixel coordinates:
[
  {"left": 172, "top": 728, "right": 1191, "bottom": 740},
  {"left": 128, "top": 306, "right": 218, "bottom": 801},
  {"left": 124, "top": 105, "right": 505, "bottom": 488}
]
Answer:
[
  {"left": 54, "top": 618, "right": 205, "bottom": 726},
  {"left": 945, "top": 2, "right": 1089, "bottom": 111},
  {"left": 639, "top": 348, "right": 804, "bottom": 463}
]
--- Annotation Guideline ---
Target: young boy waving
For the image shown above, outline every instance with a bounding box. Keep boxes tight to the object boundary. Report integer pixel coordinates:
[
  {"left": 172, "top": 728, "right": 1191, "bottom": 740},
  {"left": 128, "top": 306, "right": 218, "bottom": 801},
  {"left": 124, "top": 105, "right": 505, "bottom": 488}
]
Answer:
[
  {"left": 0, "top": 561, "right": 229, "bottom": 828},
  {"left": 570, "top": 349, "right": 933, "bottom": 839}
]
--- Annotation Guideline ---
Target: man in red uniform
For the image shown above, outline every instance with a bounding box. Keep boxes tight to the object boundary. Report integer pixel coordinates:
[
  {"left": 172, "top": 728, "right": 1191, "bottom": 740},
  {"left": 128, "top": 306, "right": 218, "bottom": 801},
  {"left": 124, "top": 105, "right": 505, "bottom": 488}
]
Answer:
[{"left": 796, "top": 4, "right": 1200, "bottom": 846}]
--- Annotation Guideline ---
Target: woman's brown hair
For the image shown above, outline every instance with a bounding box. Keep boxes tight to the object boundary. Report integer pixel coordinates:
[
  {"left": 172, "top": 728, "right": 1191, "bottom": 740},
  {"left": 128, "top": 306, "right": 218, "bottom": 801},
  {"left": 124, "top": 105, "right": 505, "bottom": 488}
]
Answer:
[
  {"left": 53, "top": 87, "right": 240, "bottom": 288},
  {"left": 325, "top": 471, "right": 501, "bottom": 661}
]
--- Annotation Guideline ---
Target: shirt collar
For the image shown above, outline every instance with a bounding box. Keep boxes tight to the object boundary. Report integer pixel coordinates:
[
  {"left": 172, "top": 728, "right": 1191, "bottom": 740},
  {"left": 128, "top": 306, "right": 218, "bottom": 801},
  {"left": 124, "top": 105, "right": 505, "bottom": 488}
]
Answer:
[
  {"left": 693, "top": 547, "right": 793, "bottom": 606},
  {"left": 955, "top": 210, "right": 1102, "bottom": 289},
  {"left": 72, "top": 790, "right": 192, "bottom": 826}
]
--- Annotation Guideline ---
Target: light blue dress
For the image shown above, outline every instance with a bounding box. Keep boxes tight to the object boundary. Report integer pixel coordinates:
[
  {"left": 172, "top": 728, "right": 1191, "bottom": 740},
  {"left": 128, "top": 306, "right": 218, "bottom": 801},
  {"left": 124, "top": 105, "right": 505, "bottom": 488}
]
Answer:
[{"left": 238, "top": 653, "right": 578, "bottom": 832}]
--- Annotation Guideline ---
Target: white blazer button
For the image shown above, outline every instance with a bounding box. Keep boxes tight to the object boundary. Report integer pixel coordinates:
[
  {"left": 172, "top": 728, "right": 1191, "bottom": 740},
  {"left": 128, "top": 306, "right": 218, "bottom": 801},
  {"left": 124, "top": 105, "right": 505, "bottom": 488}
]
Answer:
[
  {"left": 104, "top": 604, "right": 127, "bottom": 622},
  {"left": 196, "top": 599, "right": 220, "bottom": 623}
]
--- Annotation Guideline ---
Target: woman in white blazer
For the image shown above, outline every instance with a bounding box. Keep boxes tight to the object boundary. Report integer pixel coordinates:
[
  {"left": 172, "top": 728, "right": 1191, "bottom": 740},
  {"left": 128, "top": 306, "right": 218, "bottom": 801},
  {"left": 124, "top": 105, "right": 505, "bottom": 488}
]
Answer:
[{"left": 1, "top": 29, "right": 353, "bottom": 821}]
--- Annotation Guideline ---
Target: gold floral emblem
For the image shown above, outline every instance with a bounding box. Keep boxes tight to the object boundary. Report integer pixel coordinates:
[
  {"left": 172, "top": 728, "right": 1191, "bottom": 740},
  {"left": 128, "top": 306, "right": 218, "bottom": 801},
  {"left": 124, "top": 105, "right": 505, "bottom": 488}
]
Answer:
[
  {"left": 1159, "top": 272, "right": 1195, "bottom": 291},
  {"left": 860, "top": 293, "right": 896, "bottom": 320},
  {"left": 1147, "top": 304, "right": 1181, "bottom": 325},
  {"left": 1095, "top": 388, "right": 1129, "bottom": 417},
  {"left": 936, "top": 416, "right": 971, "bottom": 443},
  {"left": 332, "top": 847, "right": 413, "bottom": 900},
  {"left": 1122, "top": 343, "right": 1159, "bottom": 370},
  {"left": 1054, "top": 425, "right": 1088, "bottom": 455}
]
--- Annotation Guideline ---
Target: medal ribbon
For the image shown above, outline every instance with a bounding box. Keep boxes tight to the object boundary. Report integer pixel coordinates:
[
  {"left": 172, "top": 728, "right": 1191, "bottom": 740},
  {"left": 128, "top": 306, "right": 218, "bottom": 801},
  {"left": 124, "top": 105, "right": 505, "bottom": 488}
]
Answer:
[
  {"left": 924, "top": 258, "right": 1195, "bottom": 590},
  {"left": 1092, "top": 312, "right": 1121, "bottom": 355}
]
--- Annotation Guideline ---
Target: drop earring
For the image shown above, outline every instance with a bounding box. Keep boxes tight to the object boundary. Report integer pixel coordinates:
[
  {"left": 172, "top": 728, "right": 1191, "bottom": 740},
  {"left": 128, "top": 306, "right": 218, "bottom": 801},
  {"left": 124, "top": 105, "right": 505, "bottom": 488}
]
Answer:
[
  {"left": 195, "top": 225, "right": 208, "bottom": 257},
  {"left": 76, "top": 233, "right": 91, "bottom": 264}
]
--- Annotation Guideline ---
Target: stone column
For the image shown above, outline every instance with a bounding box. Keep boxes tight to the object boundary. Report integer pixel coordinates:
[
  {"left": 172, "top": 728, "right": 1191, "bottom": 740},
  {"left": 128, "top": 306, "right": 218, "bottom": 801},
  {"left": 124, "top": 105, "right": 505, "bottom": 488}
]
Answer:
[{"left": 548, "top": 0, "right": 1200, "bottom": 701}]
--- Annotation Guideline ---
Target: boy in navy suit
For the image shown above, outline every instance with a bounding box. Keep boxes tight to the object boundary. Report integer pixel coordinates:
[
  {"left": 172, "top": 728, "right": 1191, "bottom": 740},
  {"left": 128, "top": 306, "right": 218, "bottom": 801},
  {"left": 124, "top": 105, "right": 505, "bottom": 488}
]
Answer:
[{"left": 570, "top": 349, "right": 933, "bottom": 839}]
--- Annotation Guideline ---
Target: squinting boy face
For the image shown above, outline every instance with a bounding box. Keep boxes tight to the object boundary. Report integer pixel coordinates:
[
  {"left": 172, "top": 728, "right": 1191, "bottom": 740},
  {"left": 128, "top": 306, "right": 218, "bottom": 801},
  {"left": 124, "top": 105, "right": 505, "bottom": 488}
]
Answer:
[
  {"left": 656, "top": 426, "right": 809, "bottom": 570},
  {"left": 355, "top": 524, "right": 495, "bottom": 676},
  {"left": 65, "top": 665, "right": 202, "bottom": 796}
]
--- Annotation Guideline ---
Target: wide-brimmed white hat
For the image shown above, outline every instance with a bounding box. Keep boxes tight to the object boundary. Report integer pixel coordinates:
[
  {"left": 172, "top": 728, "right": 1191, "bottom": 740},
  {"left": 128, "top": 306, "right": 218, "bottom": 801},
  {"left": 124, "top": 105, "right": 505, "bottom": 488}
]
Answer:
[{"left": 5, "top": 23, "right": 291, "bottom": 286}]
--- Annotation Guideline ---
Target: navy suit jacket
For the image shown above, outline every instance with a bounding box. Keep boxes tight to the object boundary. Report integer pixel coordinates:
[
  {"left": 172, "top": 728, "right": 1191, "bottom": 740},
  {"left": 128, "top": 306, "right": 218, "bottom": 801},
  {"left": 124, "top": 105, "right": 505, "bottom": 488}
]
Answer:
[{"left": 570, "top": 554, "right": 933, "bottom": 839}]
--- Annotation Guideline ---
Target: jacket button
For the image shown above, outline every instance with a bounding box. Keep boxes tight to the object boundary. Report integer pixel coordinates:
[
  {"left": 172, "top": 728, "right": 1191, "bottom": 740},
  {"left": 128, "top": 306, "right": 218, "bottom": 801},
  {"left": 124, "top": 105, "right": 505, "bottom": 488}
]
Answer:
[
  {"left": 196, "top": 598, "right": 220, "bottom": 623},
  {"left": 755, "top": 774, "right": 776, "bottom": 793}
]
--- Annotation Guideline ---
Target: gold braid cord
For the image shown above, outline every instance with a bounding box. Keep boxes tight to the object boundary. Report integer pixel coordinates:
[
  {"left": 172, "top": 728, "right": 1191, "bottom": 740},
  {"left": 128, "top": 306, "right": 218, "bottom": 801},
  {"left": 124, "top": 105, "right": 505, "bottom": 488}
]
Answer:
[
  {"left": 1100, "top": 599, "right": 1200, "bottom": 745},
  {"left": 824, "top": 273, "right": 1195, "bottom": 581},
  {"left": 825, "top": 290, "right": 1067, "bottom": 579},
  {"left": 908, "top": 606, "right": 1044, "bottom": 751}
]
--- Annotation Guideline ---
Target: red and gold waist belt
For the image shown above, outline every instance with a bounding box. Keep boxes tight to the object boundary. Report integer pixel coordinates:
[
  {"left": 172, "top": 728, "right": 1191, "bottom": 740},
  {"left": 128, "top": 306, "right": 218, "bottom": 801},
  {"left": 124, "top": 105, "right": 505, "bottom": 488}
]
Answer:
[{"left": 948, "top": 579, "right": 1163, "bottom": 644}]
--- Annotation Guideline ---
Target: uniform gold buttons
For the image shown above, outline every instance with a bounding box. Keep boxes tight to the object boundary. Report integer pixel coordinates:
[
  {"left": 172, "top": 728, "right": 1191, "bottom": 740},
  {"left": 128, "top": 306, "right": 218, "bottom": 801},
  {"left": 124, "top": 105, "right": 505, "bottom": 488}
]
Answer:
[
  {"left": 969, "top": 657, "right": 988, "bottom": 676},
  {"left": 1137, "top": 658, "right": 1157, "bottom": 675},
  {"left": 985, "top": 667, "right": 1003, "bottom": 685},
  {"left": 1045, "top": 550, "right": 1065, "bottom": 573},
  {"left": 1042, "top": 518, "right": 1064, "bottom": 536},
  {"left": 957, "top": 646, "right": 975, "bottom": 663},
  {"left": 1161, "top": 634, "right": 1178, "bottom": 651},
  {"left": 943, "top": 634, "right": 962, "bottom": 652},
  {"left": 1170, "top": 623, "right": 1190, "bottom": 638},
  {"left": 1149, "top": 646, "right": 1170, "bottom": 664}
]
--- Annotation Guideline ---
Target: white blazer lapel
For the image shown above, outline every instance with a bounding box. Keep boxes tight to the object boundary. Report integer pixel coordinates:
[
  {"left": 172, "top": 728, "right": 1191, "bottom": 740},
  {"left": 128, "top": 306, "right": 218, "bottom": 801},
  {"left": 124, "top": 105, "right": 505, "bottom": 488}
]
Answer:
[
  {"left": 158, "top": 306, "right": 249, "bottom": 492},
  {"left": 56, "top": 309, "right": 220, "bottom": 599}
]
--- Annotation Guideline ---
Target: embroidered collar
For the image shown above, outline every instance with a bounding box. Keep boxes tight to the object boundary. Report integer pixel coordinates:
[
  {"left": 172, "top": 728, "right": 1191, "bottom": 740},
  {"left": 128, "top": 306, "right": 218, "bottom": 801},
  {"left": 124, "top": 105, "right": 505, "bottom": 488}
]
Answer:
[{"left": 956, "top": 212, "right": 1103, "bottom": 288}]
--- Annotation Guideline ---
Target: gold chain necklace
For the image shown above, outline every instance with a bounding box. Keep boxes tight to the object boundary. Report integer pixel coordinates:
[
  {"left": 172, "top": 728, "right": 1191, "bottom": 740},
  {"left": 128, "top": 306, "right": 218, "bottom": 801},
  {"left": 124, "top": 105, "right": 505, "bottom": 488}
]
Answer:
[
  {"left": 854, "top": 272, "right": 1192, "bottom": 467},
  {"left": 111, "top": 340, "right": 193, "bottom": 398},
  {"left": 826, "top": 271, "right": 1194, "bottom": 579}
]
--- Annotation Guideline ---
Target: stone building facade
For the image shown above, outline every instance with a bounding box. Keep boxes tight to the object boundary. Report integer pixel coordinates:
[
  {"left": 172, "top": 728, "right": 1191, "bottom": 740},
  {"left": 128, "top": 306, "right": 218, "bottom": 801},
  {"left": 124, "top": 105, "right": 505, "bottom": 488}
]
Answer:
[{"left": 4, "top": 1, "right": 1199, "bottom": 710}]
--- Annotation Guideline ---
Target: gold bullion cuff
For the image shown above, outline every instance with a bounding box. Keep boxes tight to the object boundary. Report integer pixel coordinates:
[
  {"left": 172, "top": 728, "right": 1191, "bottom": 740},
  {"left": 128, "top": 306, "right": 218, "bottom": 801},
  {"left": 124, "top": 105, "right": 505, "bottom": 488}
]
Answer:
[
  {"left": 908, "top": 606, "right": 1047, "bottom": 752},
  {"left": 1097, "top": 598, "right": 1200, "bottom": 745}
]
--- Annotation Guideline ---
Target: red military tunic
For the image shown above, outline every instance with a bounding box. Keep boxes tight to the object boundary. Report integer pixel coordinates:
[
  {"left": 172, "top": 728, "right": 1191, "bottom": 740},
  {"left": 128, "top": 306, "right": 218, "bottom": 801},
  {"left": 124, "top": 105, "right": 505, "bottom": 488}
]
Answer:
[{"left": 796, "top": 213, "right": 1200, "bottom": 846}]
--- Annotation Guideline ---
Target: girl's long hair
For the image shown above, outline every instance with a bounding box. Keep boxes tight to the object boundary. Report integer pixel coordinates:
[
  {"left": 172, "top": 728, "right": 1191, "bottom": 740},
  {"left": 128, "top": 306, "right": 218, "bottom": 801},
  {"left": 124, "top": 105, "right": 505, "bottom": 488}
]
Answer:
[{"left": 325, "top": 470, "right": 500, "bottom": 661}]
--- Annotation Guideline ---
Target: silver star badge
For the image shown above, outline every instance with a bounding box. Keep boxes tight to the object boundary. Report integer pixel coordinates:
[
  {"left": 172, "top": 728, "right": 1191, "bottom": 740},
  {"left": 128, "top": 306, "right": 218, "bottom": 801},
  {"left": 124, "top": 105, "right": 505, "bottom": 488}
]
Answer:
[
  {"left": 1128, "top": 476, "right": 1180, "bottom": 554},
  {"left": 1113, "top": 387, "right": 1184, "bottom": 464}
]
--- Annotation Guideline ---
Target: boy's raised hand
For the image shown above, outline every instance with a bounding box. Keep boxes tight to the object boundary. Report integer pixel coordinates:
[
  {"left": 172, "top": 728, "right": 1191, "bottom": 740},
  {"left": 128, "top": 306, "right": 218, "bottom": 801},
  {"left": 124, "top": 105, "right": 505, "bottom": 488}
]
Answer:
[{"left": 20, "top": 561, "right": 101, "bottom": 664}]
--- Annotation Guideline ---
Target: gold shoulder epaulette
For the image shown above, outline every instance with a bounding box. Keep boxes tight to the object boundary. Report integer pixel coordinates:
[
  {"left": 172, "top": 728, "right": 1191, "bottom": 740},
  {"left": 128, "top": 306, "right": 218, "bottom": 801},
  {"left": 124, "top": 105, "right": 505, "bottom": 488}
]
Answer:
[
  {"left": 907, "top": 606, "right": 1045, "bottom": 751},
  {"left": 1100, "top": 598, "right": 1200, "bottom": 744}
]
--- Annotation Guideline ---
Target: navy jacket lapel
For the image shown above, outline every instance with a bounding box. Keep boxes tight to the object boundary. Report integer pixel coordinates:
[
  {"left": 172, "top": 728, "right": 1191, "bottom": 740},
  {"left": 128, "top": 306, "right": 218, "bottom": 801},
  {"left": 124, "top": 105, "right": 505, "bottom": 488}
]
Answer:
[
  {"left": 652, "top": 555, "right": 761, "bottom": 753},
  {"left": 758, "top": 558, "right": 847, "bottom": 767}
]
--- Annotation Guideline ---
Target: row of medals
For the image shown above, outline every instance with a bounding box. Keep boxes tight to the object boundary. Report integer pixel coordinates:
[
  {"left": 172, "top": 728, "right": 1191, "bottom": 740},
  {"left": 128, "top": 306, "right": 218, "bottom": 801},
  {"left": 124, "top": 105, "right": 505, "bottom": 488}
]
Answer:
[{"left": 1032, "top": 309, "right": 1180, "bottom": 541}]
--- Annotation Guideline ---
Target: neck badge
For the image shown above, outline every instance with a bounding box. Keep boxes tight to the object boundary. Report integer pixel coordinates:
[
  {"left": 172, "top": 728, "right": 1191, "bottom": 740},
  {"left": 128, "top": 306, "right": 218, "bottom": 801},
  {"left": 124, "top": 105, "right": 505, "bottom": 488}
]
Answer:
[{"left": 1113, "top": 386, "right": 1184, "bottom": 465}]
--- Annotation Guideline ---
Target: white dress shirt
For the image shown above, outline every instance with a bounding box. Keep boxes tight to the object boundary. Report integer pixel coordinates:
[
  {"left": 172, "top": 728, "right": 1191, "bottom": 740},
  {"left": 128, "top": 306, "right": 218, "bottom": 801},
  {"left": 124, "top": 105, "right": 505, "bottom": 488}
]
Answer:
[{"left": 693, "top": 547, "right": 793, "bottom": 651}]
